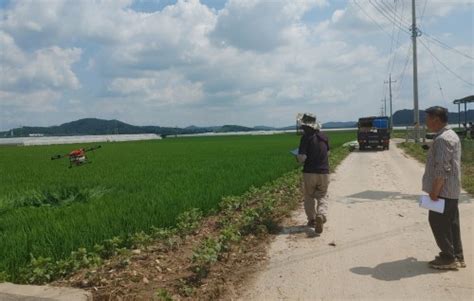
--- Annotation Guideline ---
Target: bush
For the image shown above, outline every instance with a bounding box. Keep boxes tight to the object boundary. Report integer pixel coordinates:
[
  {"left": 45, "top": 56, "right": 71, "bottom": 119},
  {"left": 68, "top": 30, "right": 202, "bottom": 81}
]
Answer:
[{"left": 176, "top": 208, "right": 203, "bottom": 237}]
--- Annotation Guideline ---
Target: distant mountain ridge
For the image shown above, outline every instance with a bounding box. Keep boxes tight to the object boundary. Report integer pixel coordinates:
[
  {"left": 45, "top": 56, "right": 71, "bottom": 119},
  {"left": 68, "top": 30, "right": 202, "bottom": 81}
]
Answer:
[
  {"left": 392, "top": 109, "right": 474, "bottom": 126},
  {"left": 2, "top": 109, "right": 472, "bottom": 137},
  {"left": 1, "top": 119, "right": 288, "bottom": 137},
  {"left": 323, "top": 121, "right": 357, "bottom": 128}
]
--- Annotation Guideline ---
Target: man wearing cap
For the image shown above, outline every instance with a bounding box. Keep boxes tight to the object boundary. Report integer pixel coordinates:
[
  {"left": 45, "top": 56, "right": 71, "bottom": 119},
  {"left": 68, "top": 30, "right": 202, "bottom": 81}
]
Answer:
[
  {"left": 422, "top": 106, "right": 465, "bottom": 270},
  {"left": 297, "top": 113, "right": 330, "bottom": 234}
]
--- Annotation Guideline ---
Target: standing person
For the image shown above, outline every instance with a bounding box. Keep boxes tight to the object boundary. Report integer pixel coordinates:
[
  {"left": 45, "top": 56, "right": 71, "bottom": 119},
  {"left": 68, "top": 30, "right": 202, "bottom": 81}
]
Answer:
[
  {"left": 296, "top": 113, "right": 330, "bottom": 234},
  {"left": 422, "top": 106, "right": 465, "bottom": 270}
]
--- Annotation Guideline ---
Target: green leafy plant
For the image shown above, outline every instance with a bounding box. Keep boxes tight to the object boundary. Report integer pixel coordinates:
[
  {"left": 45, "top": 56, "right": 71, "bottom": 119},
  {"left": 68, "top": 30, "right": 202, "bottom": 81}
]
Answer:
[
  {"left": 155, "top": 288, "right": 174, "bottom": 301},
  {"left": 130, "top": 231, "right": 153, "bottom": 249},
  {"left": 192, "top": 238, "right": 222, "bottom": 279},
  {"left": 176, "top": 208, "right": 203, "bottom": 237}
]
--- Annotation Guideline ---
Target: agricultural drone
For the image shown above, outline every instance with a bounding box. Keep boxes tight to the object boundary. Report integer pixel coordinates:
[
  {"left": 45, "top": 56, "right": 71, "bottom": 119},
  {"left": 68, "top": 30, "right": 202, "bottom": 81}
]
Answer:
[{"left": 51, "top": 145, "right": 102, "bottom": 168}]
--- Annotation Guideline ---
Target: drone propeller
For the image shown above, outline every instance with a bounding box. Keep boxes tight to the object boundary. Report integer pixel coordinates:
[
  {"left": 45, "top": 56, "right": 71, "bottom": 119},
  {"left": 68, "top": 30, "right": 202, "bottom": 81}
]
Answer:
[
  {"left": 84, "top": 145, "right": 102, "bottom": 152},
  {"left": 50, "top": 145, "right": 102, "bottom": 162},
  {"left": 51, "top": 153, "right": 68, "bottom": 160}
]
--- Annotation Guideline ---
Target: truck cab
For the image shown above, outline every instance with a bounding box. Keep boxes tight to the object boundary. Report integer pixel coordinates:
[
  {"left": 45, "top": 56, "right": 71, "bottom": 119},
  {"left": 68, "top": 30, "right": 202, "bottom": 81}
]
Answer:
[{"left": 357, "top": 116, "right": 390, "bottom": 151}]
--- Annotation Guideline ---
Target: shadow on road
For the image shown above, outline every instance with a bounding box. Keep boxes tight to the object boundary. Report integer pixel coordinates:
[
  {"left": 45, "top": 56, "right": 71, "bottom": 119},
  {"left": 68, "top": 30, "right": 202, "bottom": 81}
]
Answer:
[{"left": 350, "top": 257, "right": 446, "bottom": 281}]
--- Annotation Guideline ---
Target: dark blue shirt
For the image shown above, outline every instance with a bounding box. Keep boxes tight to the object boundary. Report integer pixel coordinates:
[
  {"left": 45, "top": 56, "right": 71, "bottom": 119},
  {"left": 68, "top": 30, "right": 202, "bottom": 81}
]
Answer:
[{"left": 298, "top": 132, "right": 330, "bottom": 174}]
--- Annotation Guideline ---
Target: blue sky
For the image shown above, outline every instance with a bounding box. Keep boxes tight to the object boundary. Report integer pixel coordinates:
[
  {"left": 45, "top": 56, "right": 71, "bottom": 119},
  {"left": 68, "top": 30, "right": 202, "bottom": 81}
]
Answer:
[{"left": 0, "top": 0, "right": 473, "bottom": 130}]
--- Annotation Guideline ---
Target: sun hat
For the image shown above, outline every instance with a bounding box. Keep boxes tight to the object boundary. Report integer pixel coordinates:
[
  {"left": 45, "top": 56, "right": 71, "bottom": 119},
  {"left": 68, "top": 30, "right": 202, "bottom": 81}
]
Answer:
[{"left": 298, "top": 113, "right": 322, "bottom": 130}]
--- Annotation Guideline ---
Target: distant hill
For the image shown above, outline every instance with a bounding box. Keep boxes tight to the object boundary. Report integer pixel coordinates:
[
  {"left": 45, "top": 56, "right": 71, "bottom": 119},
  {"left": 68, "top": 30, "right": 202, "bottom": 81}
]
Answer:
[
  {"left": 3, "top": 109, "right": 472, "bottom": 138},
  {"left": 323, "top": 121, "right": 357, "bottom": 129},
  {"left": 2, "top": 119, "right": 132, "bottom": 136},
  {"left": 254, "top": 125, "right": 276, "bottom": 131},
  {"left": 393, "top": 109, "right": 474, "bottom": 126},
  {"left": 1, "top": 119, "right": 194, "bottom": 137},
  {"left": 215, "top": 125, "right": 254, "bottom": 133},
  {"left": 52, "top": 118, "right": 144, "bottom": 135},
  {"left": 277, "top": 125, "right": 295, "bottom": 131},
  {"left": 1, "top": 119, "right": 269, "bottom": 138}
]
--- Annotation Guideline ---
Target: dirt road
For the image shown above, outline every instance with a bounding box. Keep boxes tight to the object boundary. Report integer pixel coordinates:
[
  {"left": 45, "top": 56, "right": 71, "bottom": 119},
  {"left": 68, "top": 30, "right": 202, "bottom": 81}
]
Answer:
[{"left": 239, "top": 142, "right": 473, "bottom": 301}]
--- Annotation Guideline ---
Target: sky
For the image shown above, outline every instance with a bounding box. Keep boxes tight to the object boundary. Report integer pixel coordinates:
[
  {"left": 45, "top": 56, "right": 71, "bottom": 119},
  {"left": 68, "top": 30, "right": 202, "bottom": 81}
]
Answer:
[{"left": 0, "top": 0, "right": 473, "bottom": 130}]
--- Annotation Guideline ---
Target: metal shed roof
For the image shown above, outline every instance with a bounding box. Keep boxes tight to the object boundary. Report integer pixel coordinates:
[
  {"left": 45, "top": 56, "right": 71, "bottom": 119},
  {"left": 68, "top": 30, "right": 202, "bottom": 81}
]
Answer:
[{"left": 453, "top": 95, "right": 474, "bottom": 104}]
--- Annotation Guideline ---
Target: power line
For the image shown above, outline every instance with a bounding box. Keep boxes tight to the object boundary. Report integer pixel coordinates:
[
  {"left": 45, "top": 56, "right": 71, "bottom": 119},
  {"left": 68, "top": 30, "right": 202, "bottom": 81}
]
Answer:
[
  {"left": 386, "top": 0, "right": 398, "bottom": 73},
  {"left": 387, "top": 1, "right": 398, "bottom": 56},
  {"left": 362, "top": 0, "right": 405, "bottom": 105},
  {"left": 368, "top": 0, "right": 411, "bottom": 34},
  {"left": 419, "top": 38, "right": 474, "bottom": 87},
  {"left": 369, "top": 0, "right": 411, "bottom": 33},
  {"left": 389, "top": 0, "right": 406, "bottom": 75},
  {"left": 383, "top": 0, "right": 473, "bottom": 61},
  {"left": 369, "top": 0, "right": 474, "bottom": 62},
  {"left": 375, "top": 1, "right": 402, "bottom": 23},
  {"left": 353, "top": 0, "right": 409, "bottom": 102},
  {"left": 384, "top": 0, "right": 399, "bottom": 99},
  {"left": 426, "top": 39, "right": 446, "bottom": 104},
  {"left": 418, "top": 0, "right": 428, "bottom": 27},
  {"left": 380, "top": 0, "right": 409, "bottom": 27},
  {"left": 381, "top": 0, "right": 426, "bottom": 28},
  {"left": 396, "top": 43, "right": 412, "bottom": 98},
  {"left": 379, "top": 0, "right": 399, "bottom": 21},
  {"left": 380, "top": 0, "right": 396, "bottom": 12},
  {"left": 353, "top": 0, "right": 394, "bottom": 39},
  {"left": 422, "top": 32, "right": 474, "bottom": 61}
]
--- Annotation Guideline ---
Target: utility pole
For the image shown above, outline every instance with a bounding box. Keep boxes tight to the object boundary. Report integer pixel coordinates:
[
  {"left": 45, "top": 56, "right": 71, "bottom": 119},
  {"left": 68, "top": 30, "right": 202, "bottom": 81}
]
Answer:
[
  {"left": 381, "top": 98, "right": 387, "bottom": 116},
  {"left": 411, "top": 0, "right": 421, "bottom": 143},
  {"left": 384, "top": 73, "right": 397, "bottom": 129}
]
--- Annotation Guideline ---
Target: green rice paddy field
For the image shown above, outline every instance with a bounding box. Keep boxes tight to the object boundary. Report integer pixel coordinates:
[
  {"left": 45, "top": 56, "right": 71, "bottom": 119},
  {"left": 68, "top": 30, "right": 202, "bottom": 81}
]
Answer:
[{"left": 0, "top": 132, "right": 354, "bottom": 278}]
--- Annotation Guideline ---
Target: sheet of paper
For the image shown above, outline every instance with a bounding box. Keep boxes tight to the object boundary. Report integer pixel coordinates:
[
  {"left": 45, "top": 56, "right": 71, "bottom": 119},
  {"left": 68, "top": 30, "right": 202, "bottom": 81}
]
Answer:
[
  {"left": 419, "top": 195, "right": 445, "bottom": 214},
  {"left": 290, "top": 148, "right": 299, "bottom": 156}
]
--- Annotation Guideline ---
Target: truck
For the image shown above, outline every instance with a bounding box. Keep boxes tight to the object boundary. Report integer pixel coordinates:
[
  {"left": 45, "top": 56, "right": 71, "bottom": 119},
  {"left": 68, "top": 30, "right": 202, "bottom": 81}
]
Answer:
[{"left": 357, "top": 116, "right": 390, "bottom": 151}]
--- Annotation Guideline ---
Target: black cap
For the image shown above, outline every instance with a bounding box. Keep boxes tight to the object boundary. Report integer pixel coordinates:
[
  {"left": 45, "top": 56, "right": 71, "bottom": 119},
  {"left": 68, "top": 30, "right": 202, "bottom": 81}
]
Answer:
[{"left": 425, "top": 106, "right": 448, "bottom": 123}]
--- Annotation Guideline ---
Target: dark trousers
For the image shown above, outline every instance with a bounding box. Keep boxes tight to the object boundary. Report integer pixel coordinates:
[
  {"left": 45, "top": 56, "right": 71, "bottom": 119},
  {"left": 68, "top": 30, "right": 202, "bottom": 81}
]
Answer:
[{"left": 428, "top": 198, "right": 464, "bottom": 261}]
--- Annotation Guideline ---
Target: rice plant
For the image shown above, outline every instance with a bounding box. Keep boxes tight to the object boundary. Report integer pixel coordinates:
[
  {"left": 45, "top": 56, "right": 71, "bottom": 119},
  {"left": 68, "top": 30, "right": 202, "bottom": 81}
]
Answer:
[{"left": 0, "top": 132, "right": 354, "bottom": 279}]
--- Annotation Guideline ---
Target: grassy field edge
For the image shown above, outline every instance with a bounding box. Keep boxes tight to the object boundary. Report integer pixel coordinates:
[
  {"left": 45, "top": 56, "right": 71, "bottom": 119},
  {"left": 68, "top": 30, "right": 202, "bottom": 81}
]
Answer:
[
  {"left": 397, "top": 141, "right": 474, "bottom": 196},
  {"left": 2, "top": 146, "right": 351, "bottom": 300}
]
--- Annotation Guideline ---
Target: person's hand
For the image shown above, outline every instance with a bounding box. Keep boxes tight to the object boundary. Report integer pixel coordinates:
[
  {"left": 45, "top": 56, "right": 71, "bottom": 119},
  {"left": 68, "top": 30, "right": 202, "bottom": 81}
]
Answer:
[
  {"left": 429, "top": 192, "right": 438, "bottom": 201},
  {"left": 296, "top": 154, "right": 307, "bottom": 164}
]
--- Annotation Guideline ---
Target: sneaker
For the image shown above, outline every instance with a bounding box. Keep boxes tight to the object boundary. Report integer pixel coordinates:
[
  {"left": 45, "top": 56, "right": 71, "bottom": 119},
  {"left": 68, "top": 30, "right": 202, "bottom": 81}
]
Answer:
[
  {"left": 456, "top": 259, "right": 467, "bottom": 268},
  {"left": 428, "top": 256, "right": 441, "bottom": 265},
  {"left": 307, "top": 220, "right": 315, "bottom": 227},
  {"left": 429, "top": 256, "right": 466, "bottom": 269},
  {"left": 429, "top": 257, "right": 458, "bottom": 270},
  {"left": 314, "top": 215, "right": 326, "bottom": 234}
]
